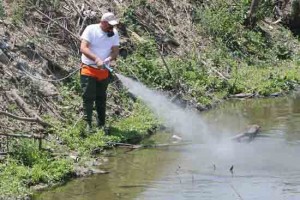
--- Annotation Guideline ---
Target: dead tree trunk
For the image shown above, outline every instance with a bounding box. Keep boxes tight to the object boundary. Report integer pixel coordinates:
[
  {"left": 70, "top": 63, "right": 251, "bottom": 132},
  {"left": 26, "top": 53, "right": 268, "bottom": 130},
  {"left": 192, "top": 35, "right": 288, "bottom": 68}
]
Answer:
[
  {"left": 245, "top": 0, "right": 261, "bottom": 27},
  {"left": 249, "top": 0, "right": 261, "bottom": 17},
  {"left": 291, "top": 0, "right": 300, "bottom": 18},
  {"left": 290, "top": 0, "right": 300, "bottom": 29}
]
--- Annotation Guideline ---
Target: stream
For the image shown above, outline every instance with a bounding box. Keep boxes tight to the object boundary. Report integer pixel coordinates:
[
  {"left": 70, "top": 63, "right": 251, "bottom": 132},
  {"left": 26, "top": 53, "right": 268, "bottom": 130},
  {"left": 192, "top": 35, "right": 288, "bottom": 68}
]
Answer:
[{"left": 35, "top": 92, "right": 300, "bottom": 200}]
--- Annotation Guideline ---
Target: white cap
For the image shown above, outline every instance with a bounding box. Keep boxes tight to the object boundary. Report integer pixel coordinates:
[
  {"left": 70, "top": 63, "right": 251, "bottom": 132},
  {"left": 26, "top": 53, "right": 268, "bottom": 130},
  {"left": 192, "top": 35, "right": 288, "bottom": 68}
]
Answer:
[{"left": 101, "top": 12, "right": 119, "bottom": 25}]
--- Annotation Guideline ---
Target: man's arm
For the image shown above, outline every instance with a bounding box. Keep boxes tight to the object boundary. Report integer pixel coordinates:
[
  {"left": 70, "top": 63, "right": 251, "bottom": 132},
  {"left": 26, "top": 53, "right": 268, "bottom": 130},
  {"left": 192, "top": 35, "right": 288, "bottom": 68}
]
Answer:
[
  {"left": 80, "top": 39, "right": 103, "bottom": 66},
  {"left": 110, "top": 46, "right": 119, "bottom": 60},
  {"left": 104, "top": 46, "right": 119, "bottom": 65}
]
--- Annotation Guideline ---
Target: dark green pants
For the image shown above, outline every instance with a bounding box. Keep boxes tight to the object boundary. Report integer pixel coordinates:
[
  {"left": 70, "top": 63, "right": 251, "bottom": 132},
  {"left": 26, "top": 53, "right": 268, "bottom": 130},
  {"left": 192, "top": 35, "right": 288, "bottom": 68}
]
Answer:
[{"left": 80, "top": 75, "right": 109, "bottom": 127}]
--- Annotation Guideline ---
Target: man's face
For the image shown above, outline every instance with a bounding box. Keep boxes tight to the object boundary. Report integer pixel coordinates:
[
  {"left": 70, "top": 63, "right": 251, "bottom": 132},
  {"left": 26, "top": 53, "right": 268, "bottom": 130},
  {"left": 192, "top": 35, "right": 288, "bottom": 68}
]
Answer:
[{"left": 101, "top": 21, "right": 114, "bottom": 32}]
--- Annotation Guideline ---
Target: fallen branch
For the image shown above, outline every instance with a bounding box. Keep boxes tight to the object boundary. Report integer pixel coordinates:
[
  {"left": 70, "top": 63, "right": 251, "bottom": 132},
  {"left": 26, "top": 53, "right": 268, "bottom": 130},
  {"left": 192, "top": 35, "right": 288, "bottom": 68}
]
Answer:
[
  {"left": 271, "top": 18, "right": 282, "bottom": 25},
  {"left": 0, "top": 49, "right": 10, "bottom": 65},
  {"left": 144, "top": 142, "right": 193, "bottom": 148},
  {"left": 262, "top": 18, "right": 282, "bottom": 26},
  {"left": 5, "top": 89, "right": 51, "bottom": 127},
  {"left": 40, "top": 97, "right": 65, "bottom": 121},
  {"left": 108, "top": 141, "right": 193, "bottom": 149},
  {"left": 0, "top": 110, "right": 43, "bottom": 123},
  {"left": 158, "top": 44, "right": 173, "bottom": 79},
  {"left": 78, "top": 16, "right": 88, "bottom": 36},
  {"left": 210, "top": 67, "right": 229, "bottom": 80},
  {"left": 107, "top": 142, "right": 142, "bottom": 149},
  {"left": 35, "top": 8, "right": 80, "bottom": 41},
  {"left": 231, "top": 124, "right": 260, "bottom": 143},
  {"left": 0, "top": 133, "right": 44, "bottom": 139},
  {"left": 200, "top": 60, "right": 229, "bottom": 80},
  {"left": 229, "top": 93, "right": 254, "bottom": 99}
]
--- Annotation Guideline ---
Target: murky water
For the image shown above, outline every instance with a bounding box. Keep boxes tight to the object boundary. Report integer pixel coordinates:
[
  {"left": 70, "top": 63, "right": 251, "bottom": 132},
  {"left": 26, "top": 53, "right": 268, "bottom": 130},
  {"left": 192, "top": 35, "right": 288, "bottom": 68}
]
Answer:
[{"left": 35, "top": 93, "right": 300, "bottom": 200}]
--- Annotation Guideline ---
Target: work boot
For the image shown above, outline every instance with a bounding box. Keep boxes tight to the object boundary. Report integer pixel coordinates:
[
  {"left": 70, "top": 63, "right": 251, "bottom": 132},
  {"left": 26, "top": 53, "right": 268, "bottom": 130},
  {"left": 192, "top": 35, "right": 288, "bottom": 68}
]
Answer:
[
  {"left": 97, "top": 125, "right": 110, "bottom": 135},
  {"left": 96, "top": 114, "right": 105, "bottom": 129},
  {"left": 103, "top": 126, "right": 110, "bottom": 135},
  {"left": 85, "top": 122, "right": 94, "bottom": 134}
]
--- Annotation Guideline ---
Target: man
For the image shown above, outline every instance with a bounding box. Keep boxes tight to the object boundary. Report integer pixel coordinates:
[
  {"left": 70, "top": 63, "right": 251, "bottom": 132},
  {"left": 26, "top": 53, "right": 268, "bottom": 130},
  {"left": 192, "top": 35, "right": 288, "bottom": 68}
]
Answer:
[{"left": 80, "top": 12, "right": 120, "bottom": 132}]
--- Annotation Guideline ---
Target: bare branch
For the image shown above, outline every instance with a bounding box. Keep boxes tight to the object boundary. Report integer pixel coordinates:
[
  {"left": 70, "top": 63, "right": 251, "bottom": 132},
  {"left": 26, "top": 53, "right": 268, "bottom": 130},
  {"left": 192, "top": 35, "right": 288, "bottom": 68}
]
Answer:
[
  {"left": 5, "top": 89, "right": 51, "bottom": 127},
  {"left": 35, "top": 8, "right": 80, "bottom": 41},
  {"left": 0, "top": 110, "right": 41, "bottom": 123},
  {"left": 0, "top": 132, "right": 44, "bottom": 139}
]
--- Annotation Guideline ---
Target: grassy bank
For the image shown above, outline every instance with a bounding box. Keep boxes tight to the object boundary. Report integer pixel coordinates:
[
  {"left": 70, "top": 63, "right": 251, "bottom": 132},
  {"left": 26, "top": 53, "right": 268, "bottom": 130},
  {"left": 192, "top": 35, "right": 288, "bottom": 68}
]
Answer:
[
  {"left": 0, "top": 72, "right": 159, "bottom": 197},
  {"left": 0, "top": 94, "right": 159, "bottom": 198}
]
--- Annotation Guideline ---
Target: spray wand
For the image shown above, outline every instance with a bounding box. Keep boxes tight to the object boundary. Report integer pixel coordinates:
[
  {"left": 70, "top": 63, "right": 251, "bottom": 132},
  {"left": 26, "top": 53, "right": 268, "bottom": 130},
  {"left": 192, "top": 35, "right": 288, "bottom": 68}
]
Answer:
[
  {"left": 103, "top": 63, "right": 120, "bottom": 83},
  {"left": 103, "top": 63, "right": 114, "bottom": 74}
]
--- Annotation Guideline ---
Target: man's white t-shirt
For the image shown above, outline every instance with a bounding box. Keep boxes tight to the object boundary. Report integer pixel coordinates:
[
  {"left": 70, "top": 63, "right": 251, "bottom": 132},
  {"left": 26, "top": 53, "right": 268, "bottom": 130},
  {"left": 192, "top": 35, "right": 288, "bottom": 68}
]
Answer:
[{"left": 80, "top": 24, "right": 120, "bottom": 65}]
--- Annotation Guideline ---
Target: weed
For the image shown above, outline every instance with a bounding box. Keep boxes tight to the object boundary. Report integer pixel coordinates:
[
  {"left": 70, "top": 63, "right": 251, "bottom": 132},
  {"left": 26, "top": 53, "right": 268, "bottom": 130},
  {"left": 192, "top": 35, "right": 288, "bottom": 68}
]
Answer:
[{"left": 0, "top": 0, "right": 5, "bottom": 19}]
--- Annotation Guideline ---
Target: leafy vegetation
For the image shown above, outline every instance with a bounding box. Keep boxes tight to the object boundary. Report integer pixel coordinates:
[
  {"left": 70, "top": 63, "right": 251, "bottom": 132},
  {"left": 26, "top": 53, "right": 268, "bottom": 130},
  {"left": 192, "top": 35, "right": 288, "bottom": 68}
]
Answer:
[
  {"left": 111, "top": 102, "right": 159, "bottom": 143},
  {"left": 117, "top": 0, "right": 300, "bottom": 107},
  {"left": 52, "top": 90, "right": 158, "bottom": 155},
  {"left": 0, "top": 140, "right": 73, "bottom": 197}
]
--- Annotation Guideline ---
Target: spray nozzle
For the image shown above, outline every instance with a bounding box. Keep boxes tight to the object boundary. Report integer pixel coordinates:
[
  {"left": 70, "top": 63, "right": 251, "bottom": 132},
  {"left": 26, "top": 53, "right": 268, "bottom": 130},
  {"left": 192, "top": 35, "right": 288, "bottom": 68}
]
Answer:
[{"left": 103, "top": 64, "right": 114, "bottom": 73}]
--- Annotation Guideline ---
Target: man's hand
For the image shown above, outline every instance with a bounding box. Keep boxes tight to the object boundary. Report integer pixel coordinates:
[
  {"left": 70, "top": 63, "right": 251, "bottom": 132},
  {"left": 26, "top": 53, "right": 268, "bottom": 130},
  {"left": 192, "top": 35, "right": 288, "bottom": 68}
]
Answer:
[
  {"left": 95, "top": 57, "right": 104, "bottom": 68},
  {"left": 103, "top": 56, "right": 112, "bottom": 65}
]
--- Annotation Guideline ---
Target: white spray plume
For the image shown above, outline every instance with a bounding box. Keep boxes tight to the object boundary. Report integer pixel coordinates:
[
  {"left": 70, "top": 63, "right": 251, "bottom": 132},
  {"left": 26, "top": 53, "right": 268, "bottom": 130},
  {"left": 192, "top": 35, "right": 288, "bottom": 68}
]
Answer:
[{"left": 117, "top": 74, "right": 215, "bottom": 143}]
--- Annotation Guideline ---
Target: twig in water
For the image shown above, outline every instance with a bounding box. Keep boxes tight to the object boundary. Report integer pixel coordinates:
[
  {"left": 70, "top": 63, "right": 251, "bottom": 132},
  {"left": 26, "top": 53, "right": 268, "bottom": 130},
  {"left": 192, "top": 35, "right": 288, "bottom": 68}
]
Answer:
[
  {"left": 192, "top": 174, "right": 194, "bottom": 184},
  {"left": 175, "top": 165, "right": 180, "bottom": 173},
  {"left": 230, "top": 165, "right": 234, "bottom": 176},
  {"left": 227, "top": 165, "right": 243, "bottom": 199},
  {"left": 229, "top": 183, "right": 244, "bottom": 200},
  {"left": 175, "top": 165, "right": 182, "bottom": 184}
]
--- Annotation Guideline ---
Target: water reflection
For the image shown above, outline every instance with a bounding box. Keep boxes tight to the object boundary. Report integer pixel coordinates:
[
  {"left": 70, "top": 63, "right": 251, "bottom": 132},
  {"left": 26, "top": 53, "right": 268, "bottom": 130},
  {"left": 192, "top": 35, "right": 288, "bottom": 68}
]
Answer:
[
  {"left": 35, "top": 148, "right": 180, "bottom": 200},
  {"left": 36, "top": 93, "right": 300, "bottom": 200}
]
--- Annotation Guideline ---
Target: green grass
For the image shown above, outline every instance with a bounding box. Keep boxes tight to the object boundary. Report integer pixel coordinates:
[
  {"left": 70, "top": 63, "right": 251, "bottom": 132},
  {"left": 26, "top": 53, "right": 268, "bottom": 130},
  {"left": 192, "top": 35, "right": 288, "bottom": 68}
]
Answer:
[
  {"left": 54, "top": 99, "right": 158, "bottom": 154},
  {"left": 111, "top": 102, "right": 159, "bottom": 143},
  {"left": 0, "top": 140, "right": 74, "bottom": 197},
  {"left": 231, "top": 63, "right": 300, "bottom": 95}
]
